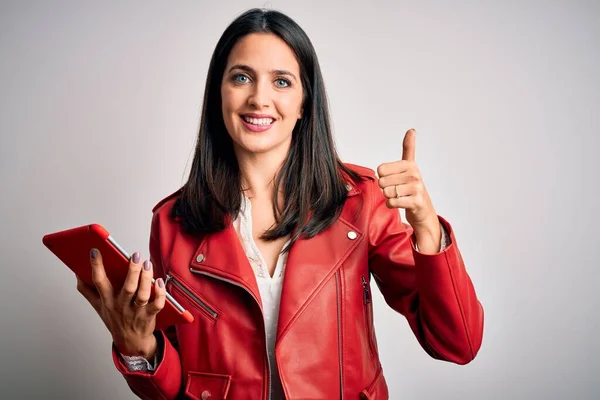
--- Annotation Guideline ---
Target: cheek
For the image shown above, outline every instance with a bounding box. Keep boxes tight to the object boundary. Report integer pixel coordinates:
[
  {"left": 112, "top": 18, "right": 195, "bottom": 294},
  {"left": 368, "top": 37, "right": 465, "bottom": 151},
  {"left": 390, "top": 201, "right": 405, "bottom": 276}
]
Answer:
[
  {"left": 221, "top": 91, "right": 231, "bottom": 111},
  {"left": 221, "top": 87, "right": 242, "bottom": 114},
  {"left": 278, "top": 94, "right": 303, "bottom": 118}
]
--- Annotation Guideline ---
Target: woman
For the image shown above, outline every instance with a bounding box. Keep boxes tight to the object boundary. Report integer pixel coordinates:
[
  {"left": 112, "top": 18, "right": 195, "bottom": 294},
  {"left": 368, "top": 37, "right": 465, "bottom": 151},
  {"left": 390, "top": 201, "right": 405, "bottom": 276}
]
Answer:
[{"left": 77, "top": 8, "right": 483, "bottom": 400}]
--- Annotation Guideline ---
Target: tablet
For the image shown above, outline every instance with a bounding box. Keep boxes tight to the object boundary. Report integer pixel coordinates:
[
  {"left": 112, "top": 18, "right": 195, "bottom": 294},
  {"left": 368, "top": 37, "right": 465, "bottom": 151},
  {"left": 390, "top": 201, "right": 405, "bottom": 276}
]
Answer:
[{"left": 42, "top": 223, "right": 194, "bottom": 330}]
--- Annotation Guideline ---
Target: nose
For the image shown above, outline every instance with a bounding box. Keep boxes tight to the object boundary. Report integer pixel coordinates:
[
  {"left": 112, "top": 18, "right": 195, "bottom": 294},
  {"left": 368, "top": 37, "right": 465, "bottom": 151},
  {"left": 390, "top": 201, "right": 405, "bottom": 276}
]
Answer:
[{"left": 246, "top": 80, "right": 271, "bottom": 109}]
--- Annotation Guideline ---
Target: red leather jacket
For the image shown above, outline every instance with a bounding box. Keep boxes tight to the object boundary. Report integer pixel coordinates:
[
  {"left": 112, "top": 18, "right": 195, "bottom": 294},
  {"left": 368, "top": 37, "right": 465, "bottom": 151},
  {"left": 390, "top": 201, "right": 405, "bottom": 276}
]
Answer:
[{"left": 112, "top": 164, "right": 484, "bottom": 400}]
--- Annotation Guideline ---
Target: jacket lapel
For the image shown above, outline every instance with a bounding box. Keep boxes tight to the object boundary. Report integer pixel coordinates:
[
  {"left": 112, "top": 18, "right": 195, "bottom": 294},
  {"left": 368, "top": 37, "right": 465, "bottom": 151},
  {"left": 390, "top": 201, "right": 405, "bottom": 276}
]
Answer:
[{"left": 188, "top": 222, "right": 263, "bottom": 308}]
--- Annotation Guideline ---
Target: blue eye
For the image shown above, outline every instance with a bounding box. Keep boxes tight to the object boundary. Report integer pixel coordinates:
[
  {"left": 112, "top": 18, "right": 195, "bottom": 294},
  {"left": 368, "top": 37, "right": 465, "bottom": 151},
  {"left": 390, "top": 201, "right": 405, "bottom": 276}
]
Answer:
[
  {"left": 275, "top": 79, "right": 291, "bottom": 88},
  {"left": 232, "top": 74, "right": 249, "bottom": 84}
]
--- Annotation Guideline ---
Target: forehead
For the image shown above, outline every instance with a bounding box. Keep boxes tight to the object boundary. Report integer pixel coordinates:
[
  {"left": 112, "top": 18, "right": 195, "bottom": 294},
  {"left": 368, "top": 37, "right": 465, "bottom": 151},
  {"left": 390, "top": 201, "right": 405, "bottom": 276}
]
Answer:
[{"left": 226, "top": 33, "right": 300, "bottom": 73}]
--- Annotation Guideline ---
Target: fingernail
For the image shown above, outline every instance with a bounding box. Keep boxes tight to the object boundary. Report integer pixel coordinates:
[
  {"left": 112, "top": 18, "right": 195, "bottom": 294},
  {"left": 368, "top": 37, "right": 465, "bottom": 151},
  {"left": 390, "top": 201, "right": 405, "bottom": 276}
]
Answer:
[
  {"left": 157, "top": 278, "right": 164, "bottom": 288},
  {"left": 132, "top": 252, "right": 140, "bottom": 264},
  {"left": 143, "top": 260, "right": 151, "bottom": 271},
  {"left": 90, "top": 249, "right": 98, "bottom": 259}
]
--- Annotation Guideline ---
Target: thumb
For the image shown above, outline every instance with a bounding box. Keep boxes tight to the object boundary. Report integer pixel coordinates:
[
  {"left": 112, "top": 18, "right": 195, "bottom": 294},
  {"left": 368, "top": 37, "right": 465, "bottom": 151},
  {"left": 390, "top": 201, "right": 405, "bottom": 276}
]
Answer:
[{"left": 402, "top": 129, "right": 416, "bottom": 161}]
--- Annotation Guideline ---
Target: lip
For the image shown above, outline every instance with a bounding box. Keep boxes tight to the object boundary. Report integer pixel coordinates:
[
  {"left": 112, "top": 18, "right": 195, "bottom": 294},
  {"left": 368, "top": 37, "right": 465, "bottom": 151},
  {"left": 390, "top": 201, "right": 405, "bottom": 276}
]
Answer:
[{"left": 239, "top": 115, "right": 274, "bottom": 132}]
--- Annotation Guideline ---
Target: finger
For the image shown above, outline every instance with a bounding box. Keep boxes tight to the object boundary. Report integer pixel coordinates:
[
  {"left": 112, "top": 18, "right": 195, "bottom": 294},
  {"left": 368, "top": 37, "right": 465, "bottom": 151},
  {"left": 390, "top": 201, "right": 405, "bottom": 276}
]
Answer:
[
  {"left": 386, "top": 196, "right": 415, "bottom": 210},
  {"left": 402, "top": 128, "right": 416, "bottom": 162},
  {"left": 378, "top": 171, "right": 419, "bottom": 189},
  {"left": 90, "top": 249, "right": 114, "bottom": 306},
  {"left": 134, "top": 258, "right": 153, "bottom": 305},
  {"left": 118, "top": 251, "right": 144, "bottom": 306},
  {"left": 383, "top": 182, "right": 416, "bottom": 199},
  {"left": 376, "top": 160, "right": 411, "bottom": 179},
  {"left": 382, "top": 184, "right": 415, "bottom": 199},
  {"left": 76, "top": 276, "right": 102, "bottom": 313},
  {"left": 146, "top": 278, "right": 166, "bottom": 316}
]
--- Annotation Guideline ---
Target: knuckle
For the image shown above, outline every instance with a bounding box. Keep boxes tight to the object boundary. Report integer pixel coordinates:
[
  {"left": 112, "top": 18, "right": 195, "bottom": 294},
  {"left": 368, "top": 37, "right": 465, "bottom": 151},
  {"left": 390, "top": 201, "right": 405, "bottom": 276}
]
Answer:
[
  {"left": 137, "top": 293, "right": 150, "bottom": 302},
  {"left": 154, "top": 300, "right": 165, "bottom": 310},
  {"left": 155, "top": 290, "right": 166, "bottom": 302},
  {"left": 121, "top": 286, "right": 137, "bottom": 296},
  {"left": 91, "top": 275, "right": 104, "bottom": 287}
]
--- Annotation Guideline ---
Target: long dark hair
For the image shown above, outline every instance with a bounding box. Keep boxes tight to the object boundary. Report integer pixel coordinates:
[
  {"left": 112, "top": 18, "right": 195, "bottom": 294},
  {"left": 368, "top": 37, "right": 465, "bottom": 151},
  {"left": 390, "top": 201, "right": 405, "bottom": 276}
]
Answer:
[{"left": 172, "top": 8, "right": 364, "bottom": 250}]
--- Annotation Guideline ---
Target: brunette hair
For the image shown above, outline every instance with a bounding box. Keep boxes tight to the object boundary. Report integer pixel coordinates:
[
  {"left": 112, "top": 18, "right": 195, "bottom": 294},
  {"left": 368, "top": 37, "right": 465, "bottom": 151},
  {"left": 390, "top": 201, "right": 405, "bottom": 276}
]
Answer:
[{"left": 172, "top": 8, "right": 364, "bottom": 250}]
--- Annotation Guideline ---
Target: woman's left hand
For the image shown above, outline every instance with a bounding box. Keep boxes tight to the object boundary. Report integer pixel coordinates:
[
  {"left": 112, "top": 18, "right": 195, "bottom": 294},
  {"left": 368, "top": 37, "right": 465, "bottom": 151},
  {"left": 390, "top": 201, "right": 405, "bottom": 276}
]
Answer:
[{"left": 376, "top": 129, "right": 440, "bottom": 234}]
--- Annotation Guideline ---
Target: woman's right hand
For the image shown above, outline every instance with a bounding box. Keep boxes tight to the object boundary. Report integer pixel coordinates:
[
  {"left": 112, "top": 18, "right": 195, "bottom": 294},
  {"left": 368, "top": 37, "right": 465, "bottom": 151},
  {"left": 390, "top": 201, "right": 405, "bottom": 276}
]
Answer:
[{"left": 76, "top": 248, "right": 166, "bottom": 361}]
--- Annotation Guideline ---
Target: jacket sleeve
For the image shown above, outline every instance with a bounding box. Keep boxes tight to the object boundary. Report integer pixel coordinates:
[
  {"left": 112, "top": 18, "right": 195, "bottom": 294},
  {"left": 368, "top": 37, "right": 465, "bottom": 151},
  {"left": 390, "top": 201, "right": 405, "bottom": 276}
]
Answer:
[
  {"left": 367, "top": 179, "right": 484, "bottom": 364},
  {"left": 111, "top": 211, "right": 184, "bottom": 399}
]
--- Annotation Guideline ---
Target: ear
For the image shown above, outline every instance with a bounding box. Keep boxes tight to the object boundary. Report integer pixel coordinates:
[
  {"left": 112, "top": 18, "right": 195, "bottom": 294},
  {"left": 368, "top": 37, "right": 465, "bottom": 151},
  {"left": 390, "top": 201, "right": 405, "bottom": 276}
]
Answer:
[{"left": 298, "top": 107, "right": 303, "bottom": 119}]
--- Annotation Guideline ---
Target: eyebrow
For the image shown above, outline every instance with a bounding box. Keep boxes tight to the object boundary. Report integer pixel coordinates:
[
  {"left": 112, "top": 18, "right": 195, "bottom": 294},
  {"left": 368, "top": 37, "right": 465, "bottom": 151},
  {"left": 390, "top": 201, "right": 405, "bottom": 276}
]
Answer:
[{"left": 227, "top": 64, "right": 298, "bottom": 82}]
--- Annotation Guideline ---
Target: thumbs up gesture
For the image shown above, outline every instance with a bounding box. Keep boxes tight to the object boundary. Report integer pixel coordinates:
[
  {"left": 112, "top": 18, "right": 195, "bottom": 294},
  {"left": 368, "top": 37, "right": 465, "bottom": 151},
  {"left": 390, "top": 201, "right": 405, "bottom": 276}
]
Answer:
[{"left": 376, "top": 129, "right": 439, "bottom": 233}]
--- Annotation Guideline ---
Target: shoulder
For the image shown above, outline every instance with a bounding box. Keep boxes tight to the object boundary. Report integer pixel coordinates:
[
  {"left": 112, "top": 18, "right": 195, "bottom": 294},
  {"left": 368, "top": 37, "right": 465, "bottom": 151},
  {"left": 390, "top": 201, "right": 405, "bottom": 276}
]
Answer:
[
  {"left": 342, "top": 162, "right": 377, "bottom": 180},
  {"left": 152, "top": 187, "right": 183, "bottom": 214},
  {"left": 341, "top": 162, "right": 379, "bottom": 195}
]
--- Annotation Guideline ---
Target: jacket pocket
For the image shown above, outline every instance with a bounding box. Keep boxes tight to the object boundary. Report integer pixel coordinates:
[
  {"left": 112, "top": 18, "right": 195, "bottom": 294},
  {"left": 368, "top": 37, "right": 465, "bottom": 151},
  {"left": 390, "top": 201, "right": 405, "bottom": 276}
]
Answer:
[
  {"left": 362, "top": 275, "right": 377, "bottom": 358},
  {"left": 185, "top": 371, "right": 231, "bottom": 400},
  {"left": 360, "top": 365, "right": 389, "bottom": 400},
  {"left": 165, "top": 273, "right": 219, "bottom": 321}
]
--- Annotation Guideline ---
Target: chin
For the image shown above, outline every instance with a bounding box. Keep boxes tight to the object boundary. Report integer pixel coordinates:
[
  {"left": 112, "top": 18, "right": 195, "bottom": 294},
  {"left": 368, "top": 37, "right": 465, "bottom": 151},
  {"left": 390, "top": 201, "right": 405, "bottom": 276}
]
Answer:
[
  {"left": 234, "top": 134, "right": 291, "bottom": 156},
  {"left": 238, "top": 142, "right": 283, "bottom": 155}
]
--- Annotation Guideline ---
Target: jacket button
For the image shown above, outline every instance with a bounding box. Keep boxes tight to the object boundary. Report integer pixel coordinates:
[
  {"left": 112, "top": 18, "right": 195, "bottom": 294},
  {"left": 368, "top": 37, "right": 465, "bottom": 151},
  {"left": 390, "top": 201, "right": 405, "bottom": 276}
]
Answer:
[
  {"left": 196, "top": 254, "right": 205, "bottom": 263},
  {"left": 201, "top": 390, "right": 211, "bottom": 400},
  {"left": 347, "top": 231, "right": 357, "bottom": 240}
]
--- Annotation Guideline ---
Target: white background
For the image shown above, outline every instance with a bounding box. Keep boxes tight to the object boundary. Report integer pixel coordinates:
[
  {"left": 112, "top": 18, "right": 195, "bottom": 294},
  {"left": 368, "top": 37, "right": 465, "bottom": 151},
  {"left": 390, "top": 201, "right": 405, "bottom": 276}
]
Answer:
[{"left": 1, "top": 1, "right": 598, "bottom": 398}]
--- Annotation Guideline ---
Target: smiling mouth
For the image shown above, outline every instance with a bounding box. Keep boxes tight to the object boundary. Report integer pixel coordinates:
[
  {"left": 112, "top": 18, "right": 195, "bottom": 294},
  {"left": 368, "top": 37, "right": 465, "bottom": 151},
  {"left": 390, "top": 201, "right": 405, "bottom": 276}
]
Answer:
[{"left": 241, "top": 115, "right": 275, "bottom": 126}]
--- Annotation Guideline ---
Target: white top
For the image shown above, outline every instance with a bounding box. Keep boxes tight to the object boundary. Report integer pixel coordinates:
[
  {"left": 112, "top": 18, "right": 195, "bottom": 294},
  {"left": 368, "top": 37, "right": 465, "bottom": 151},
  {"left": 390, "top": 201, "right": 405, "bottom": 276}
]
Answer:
[{"left": 232, "top": 194, "right": 289, "bottom": 400}]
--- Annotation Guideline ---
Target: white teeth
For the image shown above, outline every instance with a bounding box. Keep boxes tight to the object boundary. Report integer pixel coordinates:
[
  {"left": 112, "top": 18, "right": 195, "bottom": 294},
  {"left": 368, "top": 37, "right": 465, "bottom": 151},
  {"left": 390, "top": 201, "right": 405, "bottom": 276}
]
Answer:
[{"left": 243, "top": 116, "right": 274, "bottom": 126}]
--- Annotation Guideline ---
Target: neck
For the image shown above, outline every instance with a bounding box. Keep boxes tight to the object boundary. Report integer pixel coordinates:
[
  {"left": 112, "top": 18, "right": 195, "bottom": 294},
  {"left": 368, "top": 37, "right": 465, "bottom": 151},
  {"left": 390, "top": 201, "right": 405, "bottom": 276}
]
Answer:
[{"left": 235, "top": 148, "right": 287, "bottom": 201}]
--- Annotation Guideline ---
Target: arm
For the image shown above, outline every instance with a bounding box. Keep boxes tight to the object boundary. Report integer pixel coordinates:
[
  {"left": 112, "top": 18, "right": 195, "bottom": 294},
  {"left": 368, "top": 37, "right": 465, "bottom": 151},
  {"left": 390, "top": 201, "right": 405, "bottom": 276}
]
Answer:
[
  {"left": 111, "top": 212, "right": 184, "bottom": 399},
  {"left": 413, "top": 222, "right": 450, "bottom": 253},
  {"left": 367, "top": 180, "right": 484, "bottom": 364}
]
